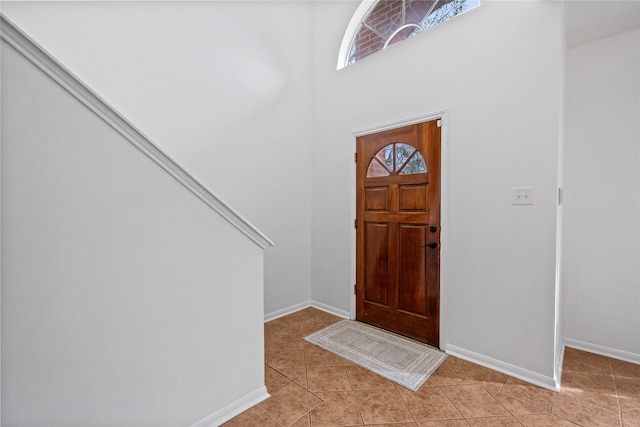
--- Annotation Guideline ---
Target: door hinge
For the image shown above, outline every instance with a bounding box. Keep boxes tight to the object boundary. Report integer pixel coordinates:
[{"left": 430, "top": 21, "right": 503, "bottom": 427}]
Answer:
[
  {"left": 437, "top": 119, "right": 442, "bottom": 128},
  {"left": 558, "top": 188, "right": 562, "bottom": 205},
  {"left": 354, "top": 284, "right": 357, "bottom": 295},
  {"left": 354, "top": 152, "right": 357, "bottom": 163},
  {"left": 354, "top": 218, "right": 357, "bottom": 229}
]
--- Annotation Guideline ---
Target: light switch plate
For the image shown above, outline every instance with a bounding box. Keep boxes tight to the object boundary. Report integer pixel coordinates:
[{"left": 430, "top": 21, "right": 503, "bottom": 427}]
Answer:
[{"left": 512, "top": 187, "right": 533, "bottom": 205}]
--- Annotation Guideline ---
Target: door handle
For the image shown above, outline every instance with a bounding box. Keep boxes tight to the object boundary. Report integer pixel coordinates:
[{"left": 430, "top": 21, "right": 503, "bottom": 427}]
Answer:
[{"left": 421, "top": 241, "right": 438, "bottom": 249}]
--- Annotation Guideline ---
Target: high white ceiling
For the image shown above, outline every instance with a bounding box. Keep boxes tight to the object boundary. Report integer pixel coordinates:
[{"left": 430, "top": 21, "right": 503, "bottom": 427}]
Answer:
[{"left": 564, "top": 0, "right": 640, "bottom": 47}]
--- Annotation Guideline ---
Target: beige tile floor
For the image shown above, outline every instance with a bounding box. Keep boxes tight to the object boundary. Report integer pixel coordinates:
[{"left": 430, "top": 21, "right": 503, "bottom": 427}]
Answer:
[{"left": 223, "top": 308, "right": 640, "bottom": 427}]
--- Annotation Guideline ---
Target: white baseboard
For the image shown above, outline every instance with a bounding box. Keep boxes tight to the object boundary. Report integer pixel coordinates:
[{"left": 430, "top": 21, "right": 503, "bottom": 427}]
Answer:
[
  {"left": 189, "top": 386, "right": 270, "bottom": 427},
  {"left": 264, "top": 301, "right": 312, "bottom": 322},
  {"left": 446, "top": 344, "right": 558, "bottom": 392},
  {"left": 310, "top": 301, "right": 351, "bottom": 319},
  {"left": 563, "top": 337, "right": 640, "bottom": 365},
  {"left": 264, "top": 300, "right": 351, "bottom": 323}
]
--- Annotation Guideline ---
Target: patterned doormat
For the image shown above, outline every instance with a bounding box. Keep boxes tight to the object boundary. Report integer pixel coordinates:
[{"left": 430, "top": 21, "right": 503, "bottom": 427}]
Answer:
[{"left": 304, "top": 320, "right": 447, "bottom": 391}]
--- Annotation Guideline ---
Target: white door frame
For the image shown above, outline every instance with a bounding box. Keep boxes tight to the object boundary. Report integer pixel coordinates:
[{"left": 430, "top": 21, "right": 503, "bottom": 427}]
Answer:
[{"left": 350, "top": 110, "right": 449, "bottom": 351}]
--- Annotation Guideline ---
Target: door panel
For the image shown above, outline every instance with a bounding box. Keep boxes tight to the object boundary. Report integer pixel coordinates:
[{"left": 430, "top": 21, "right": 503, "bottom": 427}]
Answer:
[
  {"left": 399, "top": 185, "right": 427, "bottom": 211},
  {"left": 398, "top": 224, "right": 427, "bottom": 316},
  {"left": 356, "top": 120, "right": 441, "bottom": 346},
  {"left": 364, "top": 223, "right": 389, "bottom": 306},
  {"left": 365, "top": 187, "right": 390, "bottom": 212}
]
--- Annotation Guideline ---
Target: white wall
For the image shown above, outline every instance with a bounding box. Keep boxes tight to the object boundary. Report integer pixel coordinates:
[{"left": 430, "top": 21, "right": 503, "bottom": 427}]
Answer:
[
  {"left": 4, "top": 0, "right": 611, "bottom": 398},
  {"left": 186, "top": 2, "right": 314, "bottom": 316},
  {"left": 563, "top": 29, "right": 640, "bottom": 360},
  {"left": 311, "top": 0, "right": 563, "bottom": 385},
  {"left": 1, "top": 38, "right": 266, "bottom": 426},
  {"left": 0, "top": 1, "right": 314, "bottom": 317}
]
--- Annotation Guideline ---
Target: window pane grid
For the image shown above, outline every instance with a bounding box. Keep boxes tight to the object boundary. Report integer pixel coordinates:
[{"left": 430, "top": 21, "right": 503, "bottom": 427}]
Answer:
[{"left": 366, "top": 143, "right": 427, "bottom": 177}]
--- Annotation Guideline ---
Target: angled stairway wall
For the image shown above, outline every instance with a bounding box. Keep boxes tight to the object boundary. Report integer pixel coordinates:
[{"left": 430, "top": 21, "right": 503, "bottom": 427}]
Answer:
[
  {"left": 0, "top": 0, "right": 315, "bottom": 320},
  {"left": 1, "top": 16, "right": 272, "bottom": 426}
]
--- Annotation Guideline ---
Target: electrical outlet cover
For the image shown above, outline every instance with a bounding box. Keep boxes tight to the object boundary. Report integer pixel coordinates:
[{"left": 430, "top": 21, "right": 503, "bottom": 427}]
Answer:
[{"left": 511, "top": 187, "right": 534, "bottom": 205}]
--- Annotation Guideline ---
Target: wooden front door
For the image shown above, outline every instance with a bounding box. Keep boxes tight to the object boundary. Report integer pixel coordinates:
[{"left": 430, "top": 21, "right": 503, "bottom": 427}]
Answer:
[{"left": 356, "top": 120, "right": 441, "bottom": 347}]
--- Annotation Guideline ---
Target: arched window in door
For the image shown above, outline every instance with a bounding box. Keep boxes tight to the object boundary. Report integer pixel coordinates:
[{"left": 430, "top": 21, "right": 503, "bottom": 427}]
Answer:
[
  {"left": 367, "top": 143, "right": 427, "bottom": 177},
  {"left": 337, "top": 0, "right": 480, "bottom": 69}
]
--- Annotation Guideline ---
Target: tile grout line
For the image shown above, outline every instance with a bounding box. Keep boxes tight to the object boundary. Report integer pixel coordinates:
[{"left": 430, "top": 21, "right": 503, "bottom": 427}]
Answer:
[
  {"left": 608, "top": 358, "right": 626, "bottom": 427},
  {"left": 490, "top": 388, "right": 526, "bottom": 427},
  {"left": 258, "top": 405, "right": 286, "bottom": 427},
  {"left": 484, "top": 375, "right": 526, "bottom": 425},
  {"left": 435, "top": 384, "right": 467, "bottom": 424},
  {"left": 495, "top": 374, "right": 507, "bottom": 395},
  {"left": 610, "top": 359, "right": 624, "bottom": 415},
  {"left": 393, "top": 383, "right": 418, "bottom": 425},
  {"left": 300, "top": 322, "right": 324, "bottom": 427},
  {"left": 342, "top": 360, "right": 366, "bottom": 426}
]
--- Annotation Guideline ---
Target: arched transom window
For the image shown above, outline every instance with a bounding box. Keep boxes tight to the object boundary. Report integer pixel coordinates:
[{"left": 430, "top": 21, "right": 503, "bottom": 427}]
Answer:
[
  {"left": 338, "top": 0, "right": 480, "bottom": 68},
  {"left": 367, "top": 143, "right": 427, "bottom": 177}
]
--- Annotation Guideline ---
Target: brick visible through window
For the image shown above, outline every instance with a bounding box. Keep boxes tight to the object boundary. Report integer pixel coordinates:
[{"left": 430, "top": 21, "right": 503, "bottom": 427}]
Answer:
[{"left": 348, "top": 0, "right": 479, "bottom": 65}]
